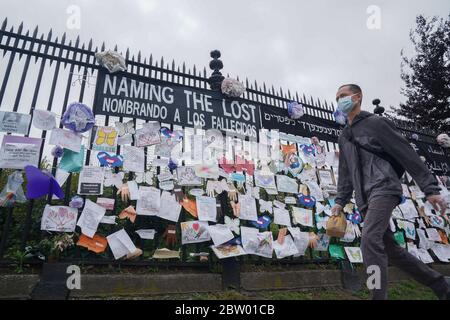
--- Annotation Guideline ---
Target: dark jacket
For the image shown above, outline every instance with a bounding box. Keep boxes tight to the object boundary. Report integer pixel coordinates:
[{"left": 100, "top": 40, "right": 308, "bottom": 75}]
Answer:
[{"left": 335, "top": 111, "right": 440, "bottom": 211}]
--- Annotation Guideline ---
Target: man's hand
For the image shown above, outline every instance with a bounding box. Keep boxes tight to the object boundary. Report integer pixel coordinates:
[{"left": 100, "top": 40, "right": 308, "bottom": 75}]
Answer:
[
  {"left": 426, "top": 194, "right": 447, "bottom": 216},
  {"left": 331, "top": 204, "right": 343, "bottom": 216}
]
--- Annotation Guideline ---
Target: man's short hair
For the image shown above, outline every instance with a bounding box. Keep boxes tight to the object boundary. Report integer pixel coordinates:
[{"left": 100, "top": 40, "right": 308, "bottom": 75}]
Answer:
[{"left": 338, "top": 84, "right": 362, "bottom": 94}]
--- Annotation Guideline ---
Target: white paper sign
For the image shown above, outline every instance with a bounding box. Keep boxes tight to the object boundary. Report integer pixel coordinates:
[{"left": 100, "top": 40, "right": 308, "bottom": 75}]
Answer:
[
  {"left": 292, "top": 207, "right": 314, "bottom": 227},
  {"left": 135, "top": 229, "right": 156, "bottom": 240},
  {"left": 77, "top": 166, "right": 105, "bottom": 195},
  {"left": 196, "top": 195, "right": 217, "bottom": 222},
  {"left": 41, "top": 205, "right": 78, "bottom": 232},
  {"left": 123, "top": 146, "right": 145, "bottom": 173},
  {"left": 77, "top": 199, "right": 106, "bottom": 238},
  {"left": 0, "top": 111, "right": 31, "bottom": 134},
  {"left": 136, "top": 186, "right": 160, "bottom": 216},
  {"left": 0, "top": 136, "right": 42, "bottom": 169},
  {"left": 276, "top": 175, "right": 298, "bottom": 193},
  {"left": 206, "top": 224, "right": 234, "bottom": 246},
  {"left": 273, "top": 207, "right": 292, "bottom": 227},
  {"left": 49, "top": 128, "right": 82, "bottom": 152},
  {"left": 157, "top": 191, "right": 181, "bottom": 222},
  {"left": 32, "top": 109, "right": 56, "bottom": 130},
  {"left": 239, "top": 194, "right": 258, "bottom": 221},
  {"left": 107, "top": 229, "right": 137, "bottom": 260}
]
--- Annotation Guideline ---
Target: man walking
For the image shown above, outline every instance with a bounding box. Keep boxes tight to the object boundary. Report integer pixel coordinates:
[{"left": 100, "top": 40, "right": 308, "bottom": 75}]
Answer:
[{"left": 331, "top": 84, "right": 450, "bottom": 300}]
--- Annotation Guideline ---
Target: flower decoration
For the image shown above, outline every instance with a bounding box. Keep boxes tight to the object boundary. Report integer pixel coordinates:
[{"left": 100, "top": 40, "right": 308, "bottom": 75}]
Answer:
[
  {"left": 51, "top": 145, "right": 64, "bottom": 158},
  {"left": 69, "top": 195, "right": 84, "bottom": 209},
  {"left": 61, "top": 102, "right": 95, "bottom": 133},
  {"left": 95, "top": 50, "right": 127, "bottom": 73},
  {"left": 287, "top": 101, "right": 305, "bottom": 119},
  {"left": 221, "top": 78, "right": 246, "bottom": 97}
]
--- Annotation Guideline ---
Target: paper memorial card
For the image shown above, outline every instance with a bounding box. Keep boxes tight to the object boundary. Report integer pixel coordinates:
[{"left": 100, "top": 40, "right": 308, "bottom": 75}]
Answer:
[
  {"left": 305, "top": 180, "right": 324, "bottom": 201},
  {"left": 196, "top": 195, "right": 217, "bottom": 222},
  {"left": 41, "top": 205, "right": 78, "bottom": 232},
  {"left": 136, "top": 121, "right": 161, "bottom": 147},
  {"left": 344, "top": 247, "right": 363, "bottom": 263},
  {"left": 0, "top": 111, "right": 31, "bottom": 134},
  {"left": 0, "top": 135, "right": 42, "bottom": 169},
  {"left": 117, "top": 133, "right": 133, "bottom": 145},
  {"left": 429, "top": 214, "right": 446, "bottom": 229},
  {"left": 317, "top": 168, "right": 336, "bottom": 187},
  {"left": 136, "top": 186, "right": 160, "bottom": 216},
  {"left": 32, "top": 109, "right": 57, "bottom": 130},
  {"left": 194, "top": 163, "right": 220, "bottom": 179},
  {"left": 399, "top": 199, "right": 418, "bottom": 220},
  {"left": 417, "top": 248, "right": 435, "bottom": 264},
  {"left": 49, "top": 128, "right": 82, "bottom": 153},
  {"left": 123, "top": 146, "right": 145, "bottom": 173},
  {"left": 181, "top": 221, "right": 211, "bottom": 245},
  {"left": 107, "top": 229, "right": 137, "bottom": 260},
  {"left": 96, "top": 197, "right": 115, "bottom": 211},
  {"left": 77, "top": 166, "right": 105, "bottom": 195},
  {"left": 276, "top": 175, "right": 298, "bottom": 194},
  {"left": 77, "top": 199, "right": 106, "bottom": 238},
  {"left": 430, "top": 244, "right": 450, "bottom": 262},
  {"left": 258, "top": 199, "right": 273, "bottom": 214},
  {"left": 325, "top": 151, "right": 339, "bottom": 168},
  {"left": 288, "top": 227, "right": 310, "bottom": 256},
  {"left": 417, "top": 228, "right": 432, "bottom": 250},
  {"left": 211, "top": 244, "right": 246, "bottom": 259},
  {"left": 157, "top": 191, "right": 181, "bottom": 222},
  {"left": 239, "top": 194, "right": 258, "bottom": 222},
  {"left": 426, "top": 228, "right": 442, "bottom": 242},
  {"left": 273, "top": 207, "right": 292, "bottom": 227},
  {"left": 254, "top": 171, "right": 277, "bottom": 190},
  {"left": 135, "top": 229, "right": 156, "bottom": 240},
  {"left": 206, "top": 224, "right": 234, "bottom": 246},
  {"left": 291, "top": 207, "right": 314, "bottom": 227},
  {"left": 127, "top": 180, "right": 140, "bottom": 200},
  {"left": 92, "top": 126, "right": 118, "bottom": 153},
  {"left": 314, "top": 233, "right": 330, "bottom": 251},
  {"left": 273, "top": 235, "right": 299, "bottom": 259},
  {"left": 100, "top": 215, "right": 117, "bottom": 225},
  {"left": 397, "top": 219, "right": 416, "bottom": 240},
  {"left": 298, "top": 167, "right": 318, "bottom": 183},
  {"left": 177, "top": 166, "right": 203, "bottom": 186},
  {"left": 241, "top": 226, "right": 273, "bottom": 258}
]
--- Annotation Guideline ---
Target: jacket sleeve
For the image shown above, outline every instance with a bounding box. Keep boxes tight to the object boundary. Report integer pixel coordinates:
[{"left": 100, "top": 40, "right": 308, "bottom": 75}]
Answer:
[
  {"left": 335, "top": 141, "right": 354, "bottom": 207},
  {"left": 371, "top": 117, "right": 440, "bottom": 197}
]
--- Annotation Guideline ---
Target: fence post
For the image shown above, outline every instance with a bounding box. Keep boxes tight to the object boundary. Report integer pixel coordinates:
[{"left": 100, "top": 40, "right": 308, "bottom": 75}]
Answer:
[{"left": 207, "top": 50, "right": 224, "bottom": 90}]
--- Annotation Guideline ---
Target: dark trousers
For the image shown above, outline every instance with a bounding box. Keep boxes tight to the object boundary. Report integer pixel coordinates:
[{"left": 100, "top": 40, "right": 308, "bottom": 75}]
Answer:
[{"left": 361, "top": 195, "right": 447, "bottom": 300}]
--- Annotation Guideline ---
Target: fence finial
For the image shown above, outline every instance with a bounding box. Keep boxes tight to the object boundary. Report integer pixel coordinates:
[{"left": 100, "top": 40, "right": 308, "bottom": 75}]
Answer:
[
  {"left": 372, "top": 98, "right": 385, "bottom": 116},
  {"left": 208, "top": 50, "right": 224, "bottom": 90}
]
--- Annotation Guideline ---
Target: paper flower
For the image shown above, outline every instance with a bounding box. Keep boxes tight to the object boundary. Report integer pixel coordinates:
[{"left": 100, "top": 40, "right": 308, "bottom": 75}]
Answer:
[
  {"left": 61, "top": 102, "right": 95, "bottom": 133},
  {"left": 24, "top": 165, "right": 64, "bottom": 200},
  {"left": 69, "top": 195, "right": 84, "bottom": 209},
  {"left": 95, "top": 50, "right": 127, "bottom": 73},
  {"left": 51, "top": 145, "right": 64, "bottom": 158},
  {"left": 437, "top": 133, "right": 450, "bottom": 148},
  {"left": 221, "top": 78, "right": 246, "bottom": 97},
  {"left": 287, "top": 101, "right": 305, "bottom": 119}
]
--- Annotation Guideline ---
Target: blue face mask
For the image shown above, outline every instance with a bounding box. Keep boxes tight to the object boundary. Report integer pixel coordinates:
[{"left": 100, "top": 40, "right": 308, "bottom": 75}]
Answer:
[{"left": 337, "top": 93, "right": 358, "bottom": 114}]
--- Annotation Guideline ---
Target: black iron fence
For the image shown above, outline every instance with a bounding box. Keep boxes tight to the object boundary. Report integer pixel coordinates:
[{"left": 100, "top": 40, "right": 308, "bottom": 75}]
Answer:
[{"left": 0, "top": 18, "right": 448, "bottom": 272}]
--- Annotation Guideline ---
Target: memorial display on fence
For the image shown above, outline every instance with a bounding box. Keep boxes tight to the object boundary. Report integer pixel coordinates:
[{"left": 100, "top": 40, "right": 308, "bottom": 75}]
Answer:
[{"left": 0, "top": 50, "right": 449, "bottom": 266}]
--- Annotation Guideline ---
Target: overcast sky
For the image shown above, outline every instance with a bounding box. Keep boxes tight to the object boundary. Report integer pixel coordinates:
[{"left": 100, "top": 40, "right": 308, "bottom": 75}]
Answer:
[{"left": 1, "top": 0, "right": 449, "bottom": 111}]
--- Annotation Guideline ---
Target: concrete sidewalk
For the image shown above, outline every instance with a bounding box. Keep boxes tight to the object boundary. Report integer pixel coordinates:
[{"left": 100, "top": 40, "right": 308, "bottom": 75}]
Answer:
[{"left": 1, "top": 265, "right": 449, "bottom": 299}]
